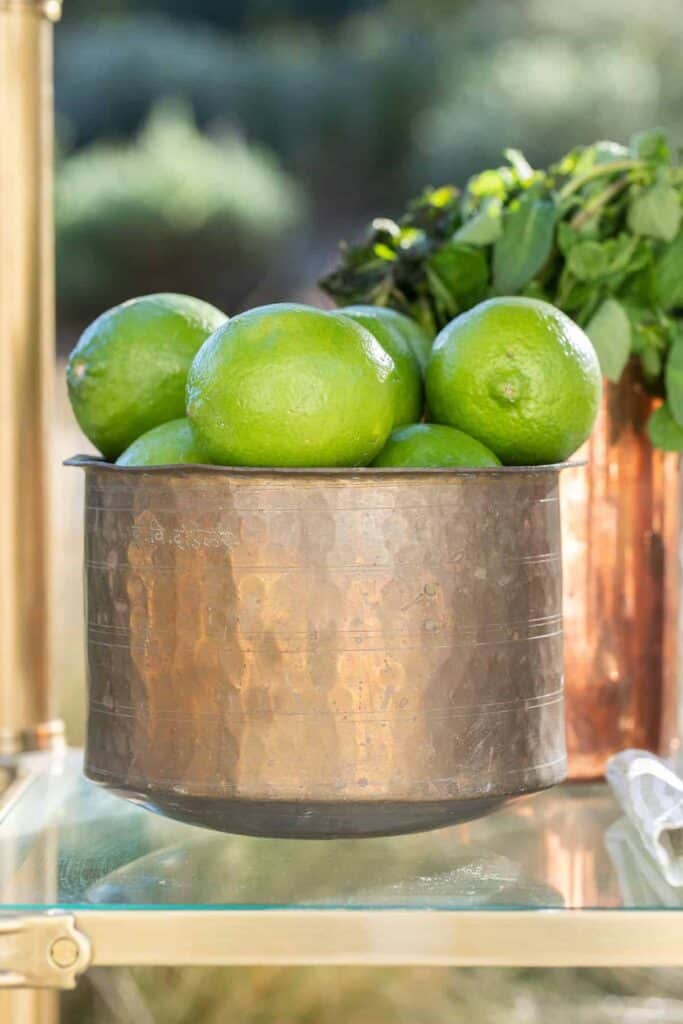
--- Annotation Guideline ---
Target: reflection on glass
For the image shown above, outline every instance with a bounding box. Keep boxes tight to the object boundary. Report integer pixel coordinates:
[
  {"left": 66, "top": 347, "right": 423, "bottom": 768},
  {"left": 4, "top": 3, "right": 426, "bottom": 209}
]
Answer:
[
  {"left": 0, "top": 753, "right": 670, "bottom": 912},
  {"left": 86, "top": 835, "right": 564, "bottom": 909}
]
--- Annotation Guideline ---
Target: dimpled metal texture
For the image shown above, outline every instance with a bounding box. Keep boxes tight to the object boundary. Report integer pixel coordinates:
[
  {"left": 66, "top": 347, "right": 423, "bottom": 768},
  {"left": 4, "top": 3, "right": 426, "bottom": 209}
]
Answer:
[{"left": 75, "top": 459, "right": 567, "bottom": 838}]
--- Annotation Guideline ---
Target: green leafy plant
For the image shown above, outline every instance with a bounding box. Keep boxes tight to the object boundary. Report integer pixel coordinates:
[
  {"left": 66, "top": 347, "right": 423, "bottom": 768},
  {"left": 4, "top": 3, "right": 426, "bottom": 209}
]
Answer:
[{"left": 320, "top": 131, "right": 683, "bottom": 449}]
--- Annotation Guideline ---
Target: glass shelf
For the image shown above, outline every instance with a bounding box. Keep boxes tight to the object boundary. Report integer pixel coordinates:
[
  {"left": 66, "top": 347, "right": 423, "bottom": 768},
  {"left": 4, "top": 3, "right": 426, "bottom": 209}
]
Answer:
[
  {"left": 0, "top": 750, "right": 620, "bottom": 911},
  {"left": 1, "top": 750, "right": 682, "bottom": 969}
]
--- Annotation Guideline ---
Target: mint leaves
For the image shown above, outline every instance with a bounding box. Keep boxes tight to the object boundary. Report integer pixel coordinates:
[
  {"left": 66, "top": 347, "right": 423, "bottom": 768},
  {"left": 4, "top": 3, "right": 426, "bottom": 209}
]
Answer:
[
  {"left": 426, "top": 244, "right": 488, "bottom": 320},
  {"left": 493, "top": 192, "right": 556, "bottom": 293},
  {"left": 648, "top": 404, "right": 683, "bottom": 451},
  {"left": 453, "top": 196, "right": 503, "bottom": 246},
  {"left": 628, "top": 180, "right": 681, "bottom": 242},
  {"left": 321, "top": 131, "right": 683, "bottom": 449},
  {"left": 586, "top": 299, "right": 631, "bottom": 382},
  {"left": 665, "top": 330, "right": 683, "bottom": 425},
  {"left": 656, "top": 231, "right": 683, "bottom": 311}
]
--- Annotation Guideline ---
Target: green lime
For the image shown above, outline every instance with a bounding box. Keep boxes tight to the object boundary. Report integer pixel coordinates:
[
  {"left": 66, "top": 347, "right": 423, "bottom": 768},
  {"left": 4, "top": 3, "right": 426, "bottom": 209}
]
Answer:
[
  {"left": 372, "top": 423, "right": 501, "bottom": 468},
  {"left": 393, "top": 315, "right": 434, "bottom": 373},
  {"left": 67, "top": 293, "right": 227, "bottom": 460},
  {"left": 116, "top": 418, "right": 208, "bottom": 467},
  {"left": 426, "top": 297, "right": 601, "bottom": 465},
  {"left": 335, "top": 306, "right": 423, "bottom": 425},
  {"left": 186, "top": 303, "right": 395, "bottom": 467},
  {"left": 342, "top": 305, "right": 433, "bottom": 372}
]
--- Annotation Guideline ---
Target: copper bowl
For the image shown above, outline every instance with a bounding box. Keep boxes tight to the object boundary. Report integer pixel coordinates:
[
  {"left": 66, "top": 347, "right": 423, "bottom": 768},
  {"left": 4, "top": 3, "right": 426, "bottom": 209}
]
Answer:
[{"left": 68, "top": 457, "right": 567, "bottom": 838}]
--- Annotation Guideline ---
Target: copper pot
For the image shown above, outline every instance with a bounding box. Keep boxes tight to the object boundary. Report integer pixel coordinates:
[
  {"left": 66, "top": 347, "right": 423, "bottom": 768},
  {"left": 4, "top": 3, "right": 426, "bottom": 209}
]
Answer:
[
  {"left": 562, "top": 362, "right": 681, "bottom": 779},
  {"left": 69, "top": 458, "right": 567, "bottom": 838}
]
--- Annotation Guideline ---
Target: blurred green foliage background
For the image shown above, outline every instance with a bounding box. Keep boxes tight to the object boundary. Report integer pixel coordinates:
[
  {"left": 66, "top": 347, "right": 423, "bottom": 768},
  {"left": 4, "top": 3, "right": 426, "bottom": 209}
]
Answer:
[
  {"left": 55, "top": 0, "right": 683, "bottom": 333},
  {"left": 54, "top": 2, "right": 683, "bottom": 1020}
]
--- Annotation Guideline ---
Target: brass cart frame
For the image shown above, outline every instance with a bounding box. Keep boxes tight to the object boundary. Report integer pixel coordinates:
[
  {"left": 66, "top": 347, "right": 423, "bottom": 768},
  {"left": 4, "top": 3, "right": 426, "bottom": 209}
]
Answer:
[{"left": 1, "top": 0, "right": 62, "bottom": 1019}]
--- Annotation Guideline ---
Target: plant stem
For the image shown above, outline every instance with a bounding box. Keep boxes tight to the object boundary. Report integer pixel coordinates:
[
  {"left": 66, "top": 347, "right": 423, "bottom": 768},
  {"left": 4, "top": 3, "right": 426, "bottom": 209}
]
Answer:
[
  {"left": 558, "top": 159, "right": 641, "bottom": 199},
  {"left": 569, "top": 175, "right": 631, "bottom": 230},
  {"left": 555, "top": 275, "right": 574, "bottom": 310}
]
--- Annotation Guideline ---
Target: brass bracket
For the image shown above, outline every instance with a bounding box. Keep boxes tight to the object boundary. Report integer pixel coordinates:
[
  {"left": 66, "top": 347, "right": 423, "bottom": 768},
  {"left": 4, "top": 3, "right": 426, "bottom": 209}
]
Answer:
[{"left": 0, "top": 914, "right": 91, "bottom": 989}]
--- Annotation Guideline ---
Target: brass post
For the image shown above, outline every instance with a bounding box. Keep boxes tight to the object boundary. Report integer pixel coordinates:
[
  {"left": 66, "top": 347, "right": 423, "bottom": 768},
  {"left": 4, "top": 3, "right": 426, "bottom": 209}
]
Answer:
[{"left": 0, "top": 0, "right": 64, "bottom": 755}]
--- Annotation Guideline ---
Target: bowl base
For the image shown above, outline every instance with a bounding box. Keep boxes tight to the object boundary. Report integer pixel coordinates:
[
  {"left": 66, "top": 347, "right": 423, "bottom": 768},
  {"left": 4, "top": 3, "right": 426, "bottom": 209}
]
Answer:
[{"left": 94, "top": 778, "right": 516, "bottom": 838}]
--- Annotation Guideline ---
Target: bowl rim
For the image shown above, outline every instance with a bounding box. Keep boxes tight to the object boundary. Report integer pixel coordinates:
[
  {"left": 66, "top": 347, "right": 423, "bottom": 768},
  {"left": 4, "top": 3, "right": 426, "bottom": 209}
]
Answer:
[{"left": 65, "top": 453, "right": 584, "bottom": 477}]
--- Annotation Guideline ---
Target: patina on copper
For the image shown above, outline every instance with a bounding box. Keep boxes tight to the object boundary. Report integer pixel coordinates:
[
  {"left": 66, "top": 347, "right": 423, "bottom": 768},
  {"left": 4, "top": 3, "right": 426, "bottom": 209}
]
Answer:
[
  {"left": 562, "top": 362, "right": 681, "bottom": 779},
  {"left": 70, "top": 458, "right": 567, "bottom": 838}
]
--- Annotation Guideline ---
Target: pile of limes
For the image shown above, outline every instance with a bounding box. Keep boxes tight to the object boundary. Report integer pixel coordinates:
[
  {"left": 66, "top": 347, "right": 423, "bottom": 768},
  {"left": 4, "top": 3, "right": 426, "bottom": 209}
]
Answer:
[{"left": 67, "top": 293, "right": 602, "bottom": 469}]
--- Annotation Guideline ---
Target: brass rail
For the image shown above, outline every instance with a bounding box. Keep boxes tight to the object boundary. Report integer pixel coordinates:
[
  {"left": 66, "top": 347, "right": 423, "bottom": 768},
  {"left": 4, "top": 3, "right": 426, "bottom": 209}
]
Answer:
[{"left": 0, "top": 0, "right": 63, "bottom": 754}]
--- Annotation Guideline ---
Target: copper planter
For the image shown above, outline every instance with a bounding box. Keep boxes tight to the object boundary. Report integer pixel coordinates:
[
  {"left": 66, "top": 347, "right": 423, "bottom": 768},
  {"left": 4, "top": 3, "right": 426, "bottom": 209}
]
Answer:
[
  {"left": 70, "top": 458, "right": 567, "bottom": 838},
  {"left": 562, "top": 363, "right": 681, "bottom": 779}
]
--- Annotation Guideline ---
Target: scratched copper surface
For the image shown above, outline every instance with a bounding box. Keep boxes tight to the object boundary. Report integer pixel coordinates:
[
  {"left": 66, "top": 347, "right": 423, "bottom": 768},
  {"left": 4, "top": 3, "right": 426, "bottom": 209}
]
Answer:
[{"left": 71, "top": 459, "right": 567, "bottom": 837}]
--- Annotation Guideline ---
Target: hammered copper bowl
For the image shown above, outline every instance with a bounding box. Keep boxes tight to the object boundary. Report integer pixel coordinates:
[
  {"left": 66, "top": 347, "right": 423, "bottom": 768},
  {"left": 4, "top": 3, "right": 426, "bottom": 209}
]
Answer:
[{"left": 69, "top": 457, "right": 567, "bottom": 838}]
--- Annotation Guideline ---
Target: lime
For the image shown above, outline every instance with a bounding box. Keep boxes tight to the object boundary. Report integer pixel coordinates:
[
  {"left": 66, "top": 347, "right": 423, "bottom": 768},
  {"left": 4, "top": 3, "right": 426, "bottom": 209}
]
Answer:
[
  {"left": 335, "top": 306, "right": 423, "bottom": 425},
  {"left": 342, "top": 305, "right": 433, "bottom": 372},
  {"left": 426, "top": 297, "right": 601, "bottom": 465},
  {"left": 372, "top": 423, "right": 501, "bottom": 468},
  {"left": 67, "top": 293, "right": 227, "bottom": 460},
  {"left": 186, "top": 303, "right": 395, "bottom": 467},
  {"left": 392, "top": 314, "right": 434, "bottom": 372},
  {"left": 116, "top": 418, "right": 208, "bottom": 467}
]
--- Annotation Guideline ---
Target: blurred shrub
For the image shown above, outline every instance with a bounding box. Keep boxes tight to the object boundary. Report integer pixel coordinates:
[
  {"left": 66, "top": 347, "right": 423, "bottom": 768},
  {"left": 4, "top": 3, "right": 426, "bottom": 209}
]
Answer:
[
  {"left": 56, "top": 18, "right": 249, "bottom": 147},
  {"left": 56, "top": 0, "right": 683, "bottom": 225},
  {"left": 56, "top": 102, "right": 306, "bottom": 322},
  {"left": 412, "top": 0, "right": 683, "bottom": 185},
  {"left": 55, "top": 16, "right": 439, "bottom": 212}
]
